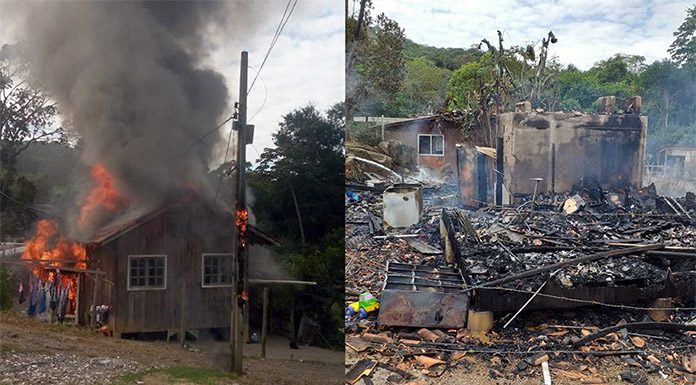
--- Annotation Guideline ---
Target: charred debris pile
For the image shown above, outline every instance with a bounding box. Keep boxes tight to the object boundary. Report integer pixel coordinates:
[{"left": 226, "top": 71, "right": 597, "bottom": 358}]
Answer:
[{"left": 345, "top": 177, "right": 696, "bottom": 384}]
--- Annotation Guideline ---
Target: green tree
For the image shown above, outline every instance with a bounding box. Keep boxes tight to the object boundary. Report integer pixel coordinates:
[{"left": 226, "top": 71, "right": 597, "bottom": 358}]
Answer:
[
  {"left": 346, "top": 1, "right": 406, "bottom": 119},
  {"left": 397, "top": 57, "right": 450, "bottom": 115},
  {"left": 1, "top": 45, "right": 63, "bottom": 238},
  {"left": 249, "top": 103, "right": 344, "bottom": 348},
  {"left": 1, "top": 44, "right": 63, "bottom": 178},
  {"left": 250, "top": 104, "right": 343, "bottom": 243},
  {"left": 447, "top": 54, "right": 495, "bottom": 112},
  {"left": 550, "top": 66, "right": 602, "bottom": 111},
  {"left": 669, "top": 5, "right": 696, "bottom": 66}
]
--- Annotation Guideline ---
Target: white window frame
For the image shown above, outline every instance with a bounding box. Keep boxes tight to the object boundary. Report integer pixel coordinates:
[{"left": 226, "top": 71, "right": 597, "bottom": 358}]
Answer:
[
  {"left": 417, "top": 134, "right": 445, "bottom": 156},
  {"left": 201, "top": 253, "right": 234, "bottom": 288},
  {"left": 127, "top": 255, "right": 167, "bottom": 291}
]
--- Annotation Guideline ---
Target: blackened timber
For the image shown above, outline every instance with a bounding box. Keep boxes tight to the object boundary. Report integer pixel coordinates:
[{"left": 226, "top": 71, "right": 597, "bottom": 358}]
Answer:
[
  {"left": 464, "top": 244, "right": 665, "bottom": 292},
  {"left": 573, "top": 322, "right": 696, "bottom": 348}
]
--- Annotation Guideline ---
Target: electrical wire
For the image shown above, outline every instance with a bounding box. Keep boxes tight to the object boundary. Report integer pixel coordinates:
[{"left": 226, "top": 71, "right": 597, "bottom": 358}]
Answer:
[
  {"left": 181, "top": 114, "right": 236, "bottom": 156},
  {"left": 247, "top": 0, "right": 298, "bottom": 95},
  {"left": 247, "top": 65, "right": 268, "bottom": 124},
  {"left": 213, "top": 119, "right": 236, "bottom": 202}
]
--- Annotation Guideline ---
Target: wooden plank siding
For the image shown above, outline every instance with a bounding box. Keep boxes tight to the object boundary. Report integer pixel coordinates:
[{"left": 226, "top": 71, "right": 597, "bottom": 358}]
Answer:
[{"left": 82, "top": 200, "right": 235, "bottom": 335}]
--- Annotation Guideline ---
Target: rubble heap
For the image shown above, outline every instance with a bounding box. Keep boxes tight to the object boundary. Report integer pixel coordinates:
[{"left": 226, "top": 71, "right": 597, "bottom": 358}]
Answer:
[{"left": 345, "top": 182, "right": 696, "bottom": 384}]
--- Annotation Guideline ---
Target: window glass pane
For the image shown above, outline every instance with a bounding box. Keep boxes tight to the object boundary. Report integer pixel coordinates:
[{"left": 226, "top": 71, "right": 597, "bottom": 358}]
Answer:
[
  {"left": 129, "top": 256, "right": 165, "bottom": 288},
  {"left": 418, "top": 136, "right": 431, "bottom": 155},
  {"left": 432, "top": 135, "right": 444, "bottom": 155},
  {"left": 202, "top": 254, "right": 233, "bottom": 286}
]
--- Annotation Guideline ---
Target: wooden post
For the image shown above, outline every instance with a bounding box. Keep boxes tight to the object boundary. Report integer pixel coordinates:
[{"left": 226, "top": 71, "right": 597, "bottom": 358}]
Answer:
[
  {"left": 230, "top": 50, "right": 248, "bottom": 374},
  {"left": 179, "top": 280, "right": 186, "bottom": 346},
  {"left": 261, "top": 287, "right": 269, "bottom": 358}
]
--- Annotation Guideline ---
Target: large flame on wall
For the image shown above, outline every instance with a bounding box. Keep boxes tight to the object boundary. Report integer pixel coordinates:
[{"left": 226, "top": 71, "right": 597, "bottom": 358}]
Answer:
[
  {"left": 79, "top": 164, "right": 128, "bottom": 226},
  {"left": 22, "top": 219, "right": 87, "bottom": 272},
  {"left": 21, "top": 219, "right": 87, "bottom": 307}
]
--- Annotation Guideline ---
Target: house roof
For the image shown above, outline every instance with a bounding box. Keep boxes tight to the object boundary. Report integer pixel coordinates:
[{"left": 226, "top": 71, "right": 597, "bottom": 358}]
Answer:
[
  {"left": 88, "top": 204, "right": 280, "bottom": 247},
  {"left": 382, "top": 115, "right": 439, "bottom": 130},
  {"left": 381, "top": 113, "right": 467, "bottom": 130}
]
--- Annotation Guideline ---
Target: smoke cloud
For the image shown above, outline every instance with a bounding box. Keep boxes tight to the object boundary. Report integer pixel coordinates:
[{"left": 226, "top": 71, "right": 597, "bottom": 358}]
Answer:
[{"left": 12, "top": 1, "right": 265, "bottom": 236}]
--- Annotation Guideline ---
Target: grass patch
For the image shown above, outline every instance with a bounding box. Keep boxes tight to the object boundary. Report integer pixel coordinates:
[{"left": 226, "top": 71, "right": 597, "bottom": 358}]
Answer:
[
  {"left": 165, "top": 367, "right": 236, "bottom": 384},
  {"left": 112, "top": 369, "right": 149, "bottom": 384},
  {"left": 113, "top": 367, "right": 238, "bottom": 385}
]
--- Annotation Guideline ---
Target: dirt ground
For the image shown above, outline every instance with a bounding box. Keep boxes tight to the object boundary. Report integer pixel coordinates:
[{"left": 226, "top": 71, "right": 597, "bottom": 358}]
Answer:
[{"left": 0, "top": 310, "right": 343, "bottom": 385}]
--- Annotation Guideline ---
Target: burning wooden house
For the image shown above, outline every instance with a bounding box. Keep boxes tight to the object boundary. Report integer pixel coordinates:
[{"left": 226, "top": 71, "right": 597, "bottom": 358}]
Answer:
[
  {"left": 77, "top": 198, "right": 277, "bottom": 338},
  {"left": 17, "top": 197, "right": 277, "bottom": 339}
]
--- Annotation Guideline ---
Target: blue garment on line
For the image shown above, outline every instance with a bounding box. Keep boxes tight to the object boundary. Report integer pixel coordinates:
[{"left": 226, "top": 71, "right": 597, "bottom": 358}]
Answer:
[
  {"left": 38, "top": 286, "right": 46, "bottom": 314},
  {"left": 26, "top": 280, "right": 37, "bottom": 317}
]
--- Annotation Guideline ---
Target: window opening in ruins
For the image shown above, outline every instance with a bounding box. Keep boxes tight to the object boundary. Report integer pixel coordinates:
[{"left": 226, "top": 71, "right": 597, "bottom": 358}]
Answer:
[{"left": 418, "top": 134, "right": 444, "bottom": 156}]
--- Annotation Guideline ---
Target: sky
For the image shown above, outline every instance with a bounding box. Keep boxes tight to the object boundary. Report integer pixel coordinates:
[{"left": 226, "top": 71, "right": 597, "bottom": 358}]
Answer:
[
  {"left": 0, "top": 1, "right": 344, "bottom": 165},
  {"left": 207, "top": 1, "right": 344, "bottom": 164},
  {"left": 367, "top": 0, "right": 693, "bottom": 70}
]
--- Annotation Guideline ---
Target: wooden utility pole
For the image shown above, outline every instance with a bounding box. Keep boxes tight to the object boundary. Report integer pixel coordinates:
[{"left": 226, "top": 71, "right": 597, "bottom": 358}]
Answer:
[{"left": 230, "top": 50, "right": 249, "bottom": 374}]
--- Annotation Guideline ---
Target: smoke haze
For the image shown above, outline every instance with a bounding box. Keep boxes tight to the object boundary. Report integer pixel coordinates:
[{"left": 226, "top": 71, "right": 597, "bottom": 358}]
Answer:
[{"left": 9, "top": 1, "right": 266, "bottom": 235}]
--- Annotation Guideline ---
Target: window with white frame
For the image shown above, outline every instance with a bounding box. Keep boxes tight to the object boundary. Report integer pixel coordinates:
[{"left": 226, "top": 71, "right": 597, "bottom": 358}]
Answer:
[
  {"left": 418, "top": 134, "right": 444, "bottom": 156},
  {"left": 128, "top": 255, "right": 166, "bottom": 290},
  {"left": 202, "top": 253, "right": 233, "bottom": 287}
]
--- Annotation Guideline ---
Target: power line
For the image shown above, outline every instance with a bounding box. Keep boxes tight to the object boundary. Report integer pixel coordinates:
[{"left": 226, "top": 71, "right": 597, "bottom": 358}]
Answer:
[
  {"left": 247, "top": 0, "right": 298, "bottom": 95},
  {"left": 181, "top": 114, "right": 235, "bottom": 156},
  {"left": 213, "top": 118, "right": 236, "bottom": 202},
  {"left": 247, "top": 65, "right": 268, "bottom": 123}
]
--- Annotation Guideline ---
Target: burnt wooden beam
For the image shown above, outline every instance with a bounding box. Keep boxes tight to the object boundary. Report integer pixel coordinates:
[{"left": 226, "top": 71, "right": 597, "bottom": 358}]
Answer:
[
  {"left": 464, "top": 244, "right": 665, "bottom": 292},
  {"left": 573, "top": 322, "right": 696, "bottom": 348}
]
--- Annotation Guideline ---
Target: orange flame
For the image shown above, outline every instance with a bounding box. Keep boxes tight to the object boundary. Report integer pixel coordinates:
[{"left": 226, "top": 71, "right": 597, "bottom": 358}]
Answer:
[
  {"left": 236, "top": 208, "right": 248, "bottom": 247},
  {"left": 79, "top": 164, "right": 128, "bottom": 226},
  {"left": 22, "top": 219, "right": 87, "bottom": 272},
  {"left": 22, "top": 219, "right": 86, "bottom": 310}
]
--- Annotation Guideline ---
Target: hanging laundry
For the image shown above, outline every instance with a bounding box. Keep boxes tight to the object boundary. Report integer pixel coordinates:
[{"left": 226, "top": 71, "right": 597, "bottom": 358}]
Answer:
[
  {"left": 38, "top": 285, "right": 47, "bottom": 314},
  {"left": 18, "top": 281, "right": 25, "bottom": 304},
  {"left": 49, "top": 283, "right": 58, "bottom": 311},
  {"left": 58, "top": 284, "right": 70, "bottom": 323},
  {"left": 26, "top": 277, "right": 37, "bottom": 317}
]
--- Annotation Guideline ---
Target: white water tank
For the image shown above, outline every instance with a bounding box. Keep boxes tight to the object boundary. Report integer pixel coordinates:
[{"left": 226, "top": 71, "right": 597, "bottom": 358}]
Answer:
[{"left": 383, "top": 184, "right": 423, "bottom": 228}]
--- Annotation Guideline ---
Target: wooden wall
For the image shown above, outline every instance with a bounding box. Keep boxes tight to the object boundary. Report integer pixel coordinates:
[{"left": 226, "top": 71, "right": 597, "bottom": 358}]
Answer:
[{"left": 81, "top": 200, "right": 235, "bottom": 335}]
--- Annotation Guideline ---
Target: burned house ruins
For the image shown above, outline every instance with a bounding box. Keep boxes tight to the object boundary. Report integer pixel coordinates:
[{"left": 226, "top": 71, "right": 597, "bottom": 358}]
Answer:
[{"left": 345, "top": 96, "right": 696, "bottom": 384}]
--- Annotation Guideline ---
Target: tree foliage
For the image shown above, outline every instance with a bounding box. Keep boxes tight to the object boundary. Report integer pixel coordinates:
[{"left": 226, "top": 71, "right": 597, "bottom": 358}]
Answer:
[
  {"left": 402, "top": 39, "right": 482, "bottom": 71},
  {"left": 392, "top": 57, "right": 450, "bottom": 115},
  {"left": 248, "top": 103, "right": 344, "bottom": 347},
  {"left": 1, "top": 44, "right": 63, "bottom": 176},
  {"left": 346, "top": 0, "right": 406, "bottom": 119},
  {"left": 250, "top": 104, "right": 343, "bottom": 243},
  {"left": 669, "top": 5, "right": 696, "bottom": 66},
  {"left": 0, "top": 44, "right": 64, "bottom": 239}
]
